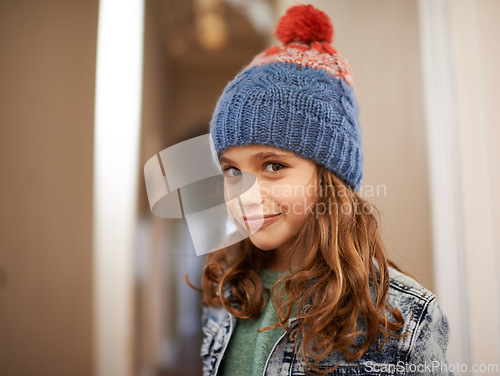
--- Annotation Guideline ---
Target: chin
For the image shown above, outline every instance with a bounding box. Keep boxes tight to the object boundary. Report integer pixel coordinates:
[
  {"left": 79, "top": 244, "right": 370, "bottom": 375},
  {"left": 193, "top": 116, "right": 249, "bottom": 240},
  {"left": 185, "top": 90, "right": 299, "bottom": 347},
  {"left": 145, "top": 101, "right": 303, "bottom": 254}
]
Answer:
[{"left": 248, "top": 234, "right": 281, "bottom": 251}]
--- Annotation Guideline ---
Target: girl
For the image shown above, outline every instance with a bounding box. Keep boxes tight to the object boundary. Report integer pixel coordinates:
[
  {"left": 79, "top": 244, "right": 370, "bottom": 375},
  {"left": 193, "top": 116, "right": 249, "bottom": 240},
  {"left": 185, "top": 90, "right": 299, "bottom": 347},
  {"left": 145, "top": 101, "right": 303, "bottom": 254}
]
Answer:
[{"left": 197, "top": 4, "right": 452, "bottom": 376}]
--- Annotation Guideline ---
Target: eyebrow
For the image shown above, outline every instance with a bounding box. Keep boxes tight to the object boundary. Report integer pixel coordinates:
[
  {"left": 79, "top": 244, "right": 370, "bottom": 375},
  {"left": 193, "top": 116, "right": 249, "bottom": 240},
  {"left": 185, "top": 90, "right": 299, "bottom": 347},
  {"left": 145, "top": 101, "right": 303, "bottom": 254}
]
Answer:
[{"left": 219, "top": 151, "right": 294, "bottom": 164}]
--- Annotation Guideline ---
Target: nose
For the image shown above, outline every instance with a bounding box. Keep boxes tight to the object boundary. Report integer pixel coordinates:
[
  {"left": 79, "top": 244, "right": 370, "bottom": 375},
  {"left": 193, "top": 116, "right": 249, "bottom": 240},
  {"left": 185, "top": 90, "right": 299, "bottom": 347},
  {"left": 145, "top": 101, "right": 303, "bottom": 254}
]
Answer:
[{"left": 239, "top": 174, "right": 265, "bottom": 209}]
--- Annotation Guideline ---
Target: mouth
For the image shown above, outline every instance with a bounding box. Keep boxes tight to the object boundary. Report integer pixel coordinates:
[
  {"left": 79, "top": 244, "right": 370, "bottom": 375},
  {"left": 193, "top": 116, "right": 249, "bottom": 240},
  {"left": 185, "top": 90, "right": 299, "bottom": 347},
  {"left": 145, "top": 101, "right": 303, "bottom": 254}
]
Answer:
[
  {"left": 242, "top": 213, "right": 282, "bottom": 230},
  {"left": 242, "top": 214, "right": 281, "bottom": 221}
]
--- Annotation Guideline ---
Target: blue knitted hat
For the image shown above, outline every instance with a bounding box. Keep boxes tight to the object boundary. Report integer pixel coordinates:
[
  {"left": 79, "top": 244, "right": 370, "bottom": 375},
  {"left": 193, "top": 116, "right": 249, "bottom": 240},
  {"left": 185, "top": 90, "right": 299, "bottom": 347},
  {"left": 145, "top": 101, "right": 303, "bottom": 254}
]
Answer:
[{"left": 210, "top": 4, "right": 363, "bottom": 192}]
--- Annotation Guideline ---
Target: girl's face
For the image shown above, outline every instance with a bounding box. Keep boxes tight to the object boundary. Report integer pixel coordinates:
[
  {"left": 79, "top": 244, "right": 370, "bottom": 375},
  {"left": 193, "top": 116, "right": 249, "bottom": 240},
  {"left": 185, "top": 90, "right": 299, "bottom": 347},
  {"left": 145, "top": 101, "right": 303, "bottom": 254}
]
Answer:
[{"left": 220, "top": 144, "right": 319, "bottom": 263}]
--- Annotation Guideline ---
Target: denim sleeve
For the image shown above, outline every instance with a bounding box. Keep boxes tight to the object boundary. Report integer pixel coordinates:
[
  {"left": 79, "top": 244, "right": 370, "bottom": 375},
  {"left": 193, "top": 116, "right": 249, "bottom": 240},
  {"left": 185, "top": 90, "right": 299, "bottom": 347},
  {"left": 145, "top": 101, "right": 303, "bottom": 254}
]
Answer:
[{"left": 406, "top": 298, "right": 454, "bottom": 376}]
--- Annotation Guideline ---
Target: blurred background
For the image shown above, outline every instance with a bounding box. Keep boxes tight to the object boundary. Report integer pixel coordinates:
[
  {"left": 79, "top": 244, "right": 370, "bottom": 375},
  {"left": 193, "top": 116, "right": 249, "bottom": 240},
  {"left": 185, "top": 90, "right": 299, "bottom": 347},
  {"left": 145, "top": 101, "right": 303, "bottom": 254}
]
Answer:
[{"left": 0, "top": 0, "right": 499, "bottom": 375}]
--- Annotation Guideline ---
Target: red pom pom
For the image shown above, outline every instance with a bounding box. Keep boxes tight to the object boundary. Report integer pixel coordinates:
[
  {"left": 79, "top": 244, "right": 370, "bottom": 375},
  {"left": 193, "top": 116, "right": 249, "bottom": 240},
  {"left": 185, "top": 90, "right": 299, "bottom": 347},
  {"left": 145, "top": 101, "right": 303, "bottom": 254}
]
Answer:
[{"left": 276, "top": 4, "right": 334, "bottom": 44}]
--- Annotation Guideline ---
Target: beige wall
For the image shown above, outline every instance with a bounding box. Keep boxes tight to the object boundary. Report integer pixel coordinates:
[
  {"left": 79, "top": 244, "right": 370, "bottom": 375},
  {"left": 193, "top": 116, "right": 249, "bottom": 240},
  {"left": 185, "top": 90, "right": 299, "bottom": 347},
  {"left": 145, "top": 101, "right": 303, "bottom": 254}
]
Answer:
[
  {"left": 0, "top": 1, "right": 98, "bottom": 375},
  {"left": 277, "top": 0, "right": 434, "bottom": 289},
  {"left": 479, "top": 0, "right": 500, "bottom": 274}
]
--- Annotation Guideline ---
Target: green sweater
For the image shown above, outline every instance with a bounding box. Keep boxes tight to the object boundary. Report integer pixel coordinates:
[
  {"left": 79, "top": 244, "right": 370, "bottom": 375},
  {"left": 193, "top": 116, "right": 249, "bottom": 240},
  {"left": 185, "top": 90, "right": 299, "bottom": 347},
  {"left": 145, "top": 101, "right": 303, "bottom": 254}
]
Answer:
[{"left": 218, "top": 268, "right": 292, "bottom": 376}]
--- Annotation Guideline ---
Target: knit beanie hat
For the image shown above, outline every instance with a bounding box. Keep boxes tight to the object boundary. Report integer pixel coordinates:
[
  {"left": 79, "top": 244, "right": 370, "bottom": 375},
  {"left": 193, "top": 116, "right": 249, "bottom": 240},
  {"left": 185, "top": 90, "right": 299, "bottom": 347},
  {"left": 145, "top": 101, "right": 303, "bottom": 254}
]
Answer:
[{"left": 209, "top": 4, "right": 363, "bottom": 192}]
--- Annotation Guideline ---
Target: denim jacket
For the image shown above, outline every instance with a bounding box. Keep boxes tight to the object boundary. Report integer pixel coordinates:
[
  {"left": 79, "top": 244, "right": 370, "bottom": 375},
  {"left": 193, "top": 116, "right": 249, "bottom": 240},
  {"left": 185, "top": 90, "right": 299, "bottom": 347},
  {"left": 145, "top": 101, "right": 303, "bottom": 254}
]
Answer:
[{"left": 200, "top": 265, "right": 453, "bottom": 376}]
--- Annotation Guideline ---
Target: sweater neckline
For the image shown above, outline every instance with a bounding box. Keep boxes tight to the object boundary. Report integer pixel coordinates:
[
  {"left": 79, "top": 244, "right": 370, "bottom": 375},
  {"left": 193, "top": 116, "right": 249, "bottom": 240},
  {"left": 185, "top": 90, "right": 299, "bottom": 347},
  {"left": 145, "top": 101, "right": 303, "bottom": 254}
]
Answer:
[{"left": 260, "top": 268, "right": 290, "bottom": 289}]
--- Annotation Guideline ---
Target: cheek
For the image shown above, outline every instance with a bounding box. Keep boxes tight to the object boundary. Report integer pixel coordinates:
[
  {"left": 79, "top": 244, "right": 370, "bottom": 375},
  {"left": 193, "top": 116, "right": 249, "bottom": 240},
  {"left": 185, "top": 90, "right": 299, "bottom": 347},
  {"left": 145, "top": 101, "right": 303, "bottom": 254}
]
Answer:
[
  {"left": 273, "top": 186, "right": 318, "bottom": 219},
  {"left": 225, "top": 197, "right": 244, "bottom": 225}
]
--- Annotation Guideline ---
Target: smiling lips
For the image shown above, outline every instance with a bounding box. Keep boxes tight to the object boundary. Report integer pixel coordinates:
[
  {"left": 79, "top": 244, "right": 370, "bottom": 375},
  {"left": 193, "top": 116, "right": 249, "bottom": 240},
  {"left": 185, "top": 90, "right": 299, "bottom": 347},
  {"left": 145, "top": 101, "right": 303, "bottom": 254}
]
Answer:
[{"left": 242, "top": 213, "right": 282, "bottom": 229}]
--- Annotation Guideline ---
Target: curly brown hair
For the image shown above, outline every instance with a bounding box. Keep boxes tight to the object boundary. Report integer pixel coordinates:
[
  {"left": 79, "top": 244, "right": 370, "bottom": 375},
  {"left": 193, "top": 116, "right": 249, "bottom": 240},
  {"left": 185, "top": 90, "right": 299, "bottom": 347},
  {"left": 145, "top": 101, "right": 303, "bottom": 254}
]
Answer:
[{"left": 196, "top": 166, "right": 410, "bottom": 374}]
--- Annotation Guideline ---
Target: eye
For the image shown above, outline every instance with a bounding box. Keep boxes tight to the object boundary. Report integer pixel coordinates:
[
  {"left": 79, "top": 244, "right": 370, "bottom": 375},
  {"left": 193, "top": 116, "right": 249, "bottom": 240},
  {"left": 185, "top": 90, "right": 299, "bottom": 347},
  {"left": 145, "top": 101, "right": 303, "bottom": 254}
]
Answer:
[
  {"left": 222, "top": 166, "right": 242, "bottom": 178},
  {"left": 265, "top": 162, "right": 286, "bottom": 173}
]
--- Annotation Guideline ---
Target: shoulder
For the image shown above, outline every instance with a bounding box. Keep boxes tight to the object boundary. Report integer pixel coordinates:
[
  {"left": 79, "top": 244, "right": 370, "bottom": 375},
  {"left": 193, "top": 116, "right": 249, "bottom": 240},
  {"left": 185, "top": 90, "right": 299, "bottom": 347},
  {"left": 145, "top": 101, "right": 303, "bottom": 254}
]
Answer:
[
  {"left": 386, "top": 265, "right": 437, "bottom": 316},
  {"left": 386, "top": 265, "right": 443, "bottom": 324}
]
